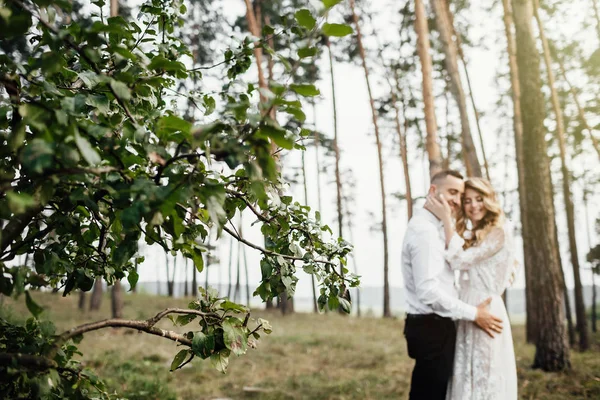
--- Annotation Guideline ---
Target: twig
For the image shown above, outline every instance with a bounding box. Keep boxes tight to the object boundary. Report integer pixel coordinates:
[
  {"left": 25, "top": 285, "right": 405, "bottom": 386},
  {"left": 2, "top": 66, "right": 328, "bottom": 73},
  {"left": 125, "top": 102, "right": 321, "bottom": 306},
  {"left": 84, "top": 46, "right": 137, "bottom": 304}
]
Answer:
[{"left": 222, "top": 225, "right": 341, "bottom": 273}]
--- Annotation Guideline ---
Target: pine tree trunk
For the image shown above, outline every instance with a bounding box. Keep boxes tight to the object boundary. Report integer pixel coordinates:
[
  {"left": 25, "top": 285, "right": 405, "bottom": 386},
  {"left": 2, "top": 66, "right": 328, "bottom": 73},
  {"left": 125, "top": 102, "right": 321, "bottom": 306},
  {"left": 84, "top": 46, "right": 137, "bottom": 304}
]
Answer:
[
  {"left": 183, "top": 258, "right": 189, "bottom": 297},
  {"left": 227, "top": 235, "right": 233, "bottom": 299},
  {"left": 584, "top": 189, "right": 597, "bottom": 333},
  {"left": 593, "top": 274, "right": 598, "bottom": 333},
  {"left": 555, "top": 56, "right": 600, "bottom": 160},
  {"left": 501, "top": 0, "right": 536, "bottom": 343},
  {"left": 327, "top": 39, "right": 344, "bottom": 246},
  {"left": 89, "top": 277, "right": 103, "bottom": 311},
  {"left": 431, "top": 0, "right": 482, "bottom": 177},
  {"left": 111, "top": 281, "right": 123, "bottom": 318},
  {"left": 350, "top": 0, "right": 391, "bottom": 318},
  {"left": 512, "top": 0, "right": 570, "bottom": 371},
  {"left": 534, "top": 0, "right": 589, "bottom": 350},
  {"left": 302, "top": 144, "right": 318, "bottom": 314},
  {"left": 593, "top": 0, "right": 600, "bottom": 41},
  {"left": 242, "top": 230, "right": 250, "bottom": 308},
  {"left": 110, "top": 0, "right": 118, "bottom": 17},
  {"left": 171, "top": 255, "right": 177, "bottom": 297},
  {"left": 443, "top": 0, "right": 491, "bottom": 181},
  {"left": 234, "top": 217, "right": 242, "bottom": 303},
  {"left": 165, "top": 253, "right": 173, "bottom": 297},
  {"left": 414, "top": 0, "right": 443, "bottom": 176},
  {"left": 78, "top": 291, "right": 86, "bottom": 310}
]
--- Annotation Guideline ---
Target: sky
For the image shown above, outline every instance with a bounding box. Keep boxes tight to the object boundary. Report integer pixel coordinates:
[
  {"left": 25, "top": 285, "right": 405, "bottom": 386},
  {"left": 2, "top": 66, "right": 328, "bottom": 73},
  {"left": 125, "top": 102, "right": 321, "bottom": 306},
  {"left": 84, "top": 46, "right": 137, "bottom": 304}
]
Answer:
[{"left": 128, "top": 0, "right": 600, "bottom": 311}]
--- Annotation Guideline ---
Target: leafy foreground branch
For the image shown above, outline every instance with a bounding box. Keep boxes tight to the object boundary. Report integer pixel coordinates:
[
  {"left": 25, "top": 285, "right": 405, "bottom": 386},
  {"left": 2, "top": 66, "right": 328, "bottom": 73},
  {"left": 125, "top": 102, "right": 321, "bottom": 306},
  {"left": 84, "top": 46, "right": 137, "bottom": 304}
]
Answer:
[{"left": 0, "top": 0, "right": 357, "bottom": 397}]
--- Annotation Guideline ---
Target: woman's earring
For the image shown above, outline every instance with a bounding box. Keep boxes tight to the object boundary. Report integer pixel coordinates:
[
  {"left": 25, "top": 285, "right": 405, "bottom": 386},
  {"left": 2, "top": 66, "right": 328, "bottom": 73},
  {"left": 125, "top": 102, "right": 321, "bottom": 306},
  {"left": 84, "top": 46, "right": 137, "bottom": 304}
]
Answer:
[{"left": 463, "top": 219, "right": 474, "bottom": 240}]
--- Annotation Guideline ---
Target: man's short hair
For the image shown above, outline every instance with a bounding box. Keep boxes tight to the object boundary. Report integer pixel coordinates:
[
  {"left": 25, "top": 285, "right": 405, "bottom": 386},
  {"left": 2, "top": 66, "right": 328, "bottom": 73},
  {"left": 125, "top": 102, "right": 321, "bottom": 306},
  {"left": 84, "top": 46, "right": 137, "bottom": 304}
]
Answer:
[{"left": 431, "top": 169, "right": 464, "bottom": 185}]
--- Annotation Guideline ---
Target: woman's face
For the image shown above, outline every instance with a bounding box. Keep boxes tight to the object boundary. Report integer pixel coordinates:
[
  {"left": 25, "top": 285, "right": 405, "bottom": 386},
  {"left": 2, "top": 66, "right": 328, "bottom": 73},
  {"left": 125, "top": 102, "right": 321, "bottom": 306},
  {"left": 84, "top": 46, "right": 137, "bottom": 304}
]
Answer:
[{"left": 463, "top": 188, "right": 487, "bottom": 224}]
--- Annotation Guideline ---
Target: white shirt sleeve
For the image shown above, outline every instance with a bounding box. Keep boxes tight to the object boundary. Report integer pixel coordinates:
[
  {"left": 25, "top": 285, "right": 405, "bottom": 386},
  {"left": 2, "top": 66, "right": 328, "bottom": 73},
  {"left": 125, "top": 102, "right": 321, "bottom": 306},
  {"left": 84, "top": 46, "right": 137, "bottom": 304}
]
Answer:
[{"left": 410, "top": 224, "right": 478, "bottom": 321}]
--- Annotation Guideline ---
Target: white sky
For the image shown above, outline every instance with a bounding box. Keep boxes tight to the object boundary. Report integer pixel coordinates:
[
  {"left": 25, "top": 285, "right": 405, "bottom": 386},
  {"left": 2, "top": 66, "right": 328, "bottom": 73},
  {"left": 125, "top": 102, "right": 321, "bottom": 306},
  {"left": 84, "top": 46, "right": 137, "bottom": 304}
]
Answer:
[{"left": 132, "top": 0, "right": 600, "bottom": 307}]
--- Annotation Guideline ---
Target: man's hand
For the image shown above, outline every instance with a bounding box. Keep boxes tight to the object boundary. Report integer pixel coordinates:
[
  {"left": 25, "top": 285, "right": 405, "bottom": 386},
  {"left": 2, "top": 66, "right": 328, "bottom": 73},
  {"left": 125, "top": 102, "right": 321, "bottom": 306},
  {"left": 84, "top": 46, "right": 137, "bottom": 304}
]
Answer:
[{"left": 474, "top": 298, "right": 503, "bottom": 338}]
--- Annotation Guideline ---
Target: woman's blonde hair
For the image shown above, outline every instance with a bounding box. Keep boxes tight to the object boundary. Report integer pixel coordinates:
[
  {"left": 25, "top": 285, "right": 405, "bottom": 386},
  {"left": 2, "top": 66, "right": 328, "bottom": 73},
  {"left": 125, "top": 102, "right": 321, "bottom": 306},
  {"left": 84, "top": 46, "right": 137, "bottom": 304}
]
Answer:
[{"left": 456, "top": 177, "right": 504, "bottom": 249}]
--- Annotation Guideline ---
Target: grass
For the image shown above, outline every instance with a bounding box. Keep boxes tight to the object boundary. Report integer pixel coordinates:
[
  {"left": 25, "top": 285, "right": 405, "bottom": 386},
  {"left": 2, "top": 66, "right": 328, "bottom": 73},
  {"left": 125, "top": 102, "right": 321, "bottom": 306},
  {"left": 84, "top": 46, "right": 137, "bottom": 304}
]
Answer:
[{"left": 2, "top": 291, "right": 600, "bottom": 399}]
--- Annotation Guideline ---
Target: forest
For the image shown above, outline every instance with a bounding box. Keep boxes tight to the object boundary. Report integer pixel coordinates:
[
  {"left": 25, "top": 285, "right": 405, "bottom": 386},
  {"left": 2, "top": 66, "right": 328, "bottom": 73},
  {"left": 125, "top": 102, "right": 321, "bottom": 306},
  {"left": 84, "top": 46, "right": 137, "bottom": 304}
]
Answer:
[{"left": 1, "top": 0, "right": 599, "bottom": 398}]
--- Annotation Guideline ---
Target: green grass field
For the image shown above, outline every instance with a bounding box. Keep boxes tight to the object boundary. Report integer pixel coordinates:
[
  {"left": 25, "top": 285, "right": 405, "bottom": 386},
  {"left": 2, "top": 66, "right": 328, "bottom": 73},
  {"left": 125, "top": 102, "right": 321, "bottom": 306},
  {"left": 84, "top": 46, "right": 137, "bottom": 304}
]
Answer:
[{"left": 2, "top": 292, "right": 600, "bottom": 399}]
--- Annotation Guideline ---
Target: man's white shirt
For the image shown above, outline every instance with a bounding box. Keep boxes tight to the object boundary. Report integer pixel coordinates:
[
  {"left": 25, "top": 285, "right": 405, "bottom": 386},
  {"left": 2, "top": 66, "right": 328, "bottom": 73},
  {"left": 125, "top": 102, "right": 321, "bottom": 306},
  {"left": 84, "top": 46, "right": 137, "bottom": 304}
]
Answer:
[{"left": 401, "top": 208, "right": 477, "bottom": 321}]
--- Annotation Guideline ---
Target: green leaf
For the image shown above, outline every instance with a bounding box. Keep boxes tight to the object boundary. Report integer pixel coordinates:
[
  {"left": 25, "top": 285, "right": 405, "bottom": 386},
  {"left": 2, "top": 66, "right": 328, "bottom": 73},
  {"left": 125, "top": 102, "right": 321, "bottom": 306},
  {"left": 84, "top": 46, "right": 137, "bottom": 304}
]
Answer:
[
  {"left": 19, "top": 104, "right": 48, "bottom": 131},
  {"left": 78, "top": 71, "right": 103, "bottom": 89},
  {"left": 258, "top": 124, "right": 294, "bottom": 150},
  {"left": 322, "top": 0, "right": 344, "bottom": 9},
  {"left": 192, "top": 331, "right": 215, "bottom": 359},
  {"left": 127, "top": 269, "right": 139, "bottom": 292},
  {"left": 20, "top": 139, "right": 54, "bottom": 174},
  {"left": 157, "top": 115, "right": 192, "bottom": 134},
  {"left": 294, "top": 9, "right": 316, "bottom": 30},
  {"left": 170, "top": 349, "right": 189, "bottom": 371},
  {"left": 222, "top": 319, "right": 247, "bottom": 356},
  {"left": 290, "top": 84, "right": 320, "bottom": 97},
  {"left": 322, "top": 23, "right": 354, "bottom": 37},
  {"left": 257, "top": 318, "right": 272, "bottom": 334},
  {"left": 297, "top": 47, "right": 318, "bottom": 58},
  {"left": 75, "top": 130, "right": 101, "bottom": 165},
  {"left": 210, "top": 349, "right": 230, "bottom": 373},
  {"left": 110, "top": 80, "right": 131, "bottom": 101},
  {"left": 25, "top": 291, "right": 44, "bottom": 319},
  {"left": 6, "top": 192, "right": 35, "bottom": 214},
  {"left": 219, "top": 301, "right": 249, "bottom": 313}
]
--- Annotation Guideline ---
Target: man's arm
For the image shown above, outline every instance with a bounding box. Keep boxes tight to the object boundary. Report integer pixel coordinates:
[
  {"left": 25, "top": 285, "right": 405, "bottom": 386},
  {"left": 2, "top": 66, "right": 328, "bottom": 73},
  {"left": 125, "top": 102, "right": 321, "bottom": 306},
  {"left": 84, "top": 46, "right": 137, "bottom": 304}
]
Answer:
[
  {"left": 411, "top": 225, "right": 478, "bottom": 321},
  {"left": 411, "top": 225, "right": 504, "bottom": 337}
]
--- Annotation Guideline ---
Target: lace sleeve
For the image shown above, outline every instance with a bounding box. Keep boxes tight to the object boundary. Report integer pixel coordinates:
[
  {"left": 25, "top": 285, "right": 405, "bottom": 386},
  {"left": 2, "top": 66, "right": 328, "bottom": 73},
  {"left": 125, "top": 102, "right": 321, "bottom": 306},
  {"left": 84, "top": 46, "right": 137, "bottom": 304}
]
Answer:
[{"left": 446, "top": 227, "right": 505, "bottom": 270}]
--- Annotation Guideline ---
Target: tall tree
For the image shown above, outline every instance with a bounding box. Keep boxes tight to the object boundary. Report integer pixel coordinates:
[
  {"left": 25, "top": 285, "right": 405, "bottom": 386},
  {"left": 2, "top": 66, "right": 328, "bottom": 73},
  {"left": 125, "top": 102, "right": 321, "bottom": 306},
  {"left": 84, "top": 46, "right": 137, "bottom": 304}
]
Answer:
[
  {"left": 349, "top": 0, "right": 391, "bottom": 317},
  {"left": 555, "top": 55, "right": 600, "bottom": 160},
  {"left": 533, "top": 0, "right": 589, "bottom": 350},
  {"left": 431, "top": 0, "right": 482, "bottom": 177},
  {"left": 301, "top": 145, "right": 318, "bottom": 313},
  {"left": 89, "top": 277, "right": 103, "bottom": 311},
  {"left": 442, "top": 0, "right": 491, "bottom": 181},
  {"left": 501, "top": 0, "right": 536, "bottom": 343},
  {"left": 414, "top": 0, "right": 443, "bottom": 176},
  {"left": 512, "top": 0, "right": 571, "bottom": 370}
]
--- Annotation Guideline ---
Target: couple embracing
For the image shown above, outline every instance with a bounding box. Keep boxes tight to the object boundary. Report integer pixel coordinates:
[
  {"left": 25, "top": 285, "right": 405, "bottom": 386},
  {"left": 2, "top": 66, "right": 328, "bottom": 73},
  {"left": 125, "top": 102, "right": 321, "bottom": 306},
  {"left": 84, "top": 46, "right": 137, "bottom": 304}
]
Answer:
[{"left": 402, "top": 170, "right": 518, "bottom": 400}]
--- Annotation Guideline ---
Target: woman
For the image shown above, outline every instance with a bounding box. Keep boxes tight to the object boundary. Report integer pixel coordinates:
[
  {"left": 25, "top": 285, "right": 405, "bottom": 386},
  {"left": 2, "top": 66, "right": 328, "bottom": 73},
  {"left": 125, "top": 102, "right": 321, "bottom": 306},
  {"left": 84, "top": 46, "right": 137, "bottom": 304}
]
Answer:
[{"left": 425, "top": 177, "right": 518, "bottom": 400}]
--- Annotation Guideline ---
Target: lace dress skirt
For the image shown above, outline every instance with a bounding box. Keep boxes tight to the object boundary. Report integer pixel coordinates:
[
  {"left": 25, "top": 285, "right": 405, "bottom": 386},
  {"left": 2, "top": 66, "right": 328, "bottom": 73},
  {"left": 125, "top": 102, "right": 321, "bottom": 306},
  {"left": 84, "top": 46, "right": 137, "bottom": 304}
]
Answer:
[{"left": 446, "top": 289, "right": 518, "bottom": 400}]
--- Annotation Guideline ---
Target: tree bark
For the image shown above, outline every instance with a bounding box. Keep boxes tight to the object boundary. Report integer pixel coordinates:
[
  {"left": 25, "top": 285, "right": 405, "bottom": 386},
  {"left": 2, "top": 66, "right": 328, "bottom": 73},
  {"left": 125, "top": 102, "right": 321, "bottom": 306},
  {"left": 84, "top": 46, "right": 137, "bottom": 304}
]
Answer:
[
  {"left": 395, "top": 72, "right": 413, "bottom": 220},
  {"left": 350, "top": 0, "right": 391, "bottom": 318},
  {"left": 512, "top": 0, "right": 570, "bottom": 371},
  {"left": 431, "top": 0, "right": 482, "bottom": 177},
  {"left": 302, "top": 142, "right": 318, "bottom": 314},
  {"left": 584, "top": 189, "right": 597, "bottom": 333},
  {"left": 593, "top": 0, "right": 600, "bottom": 41},
  {"left": 78, "top": 291, "right": 86, "bottom": 310},
  {"left": 501, "top": 0, "right": 536, "bottom": 343},
  {"left": 184, "top": 258, "right": 189, "bottom": 297},
  {"left": 89, "top": 277, "right": 103, "bottom": 311},
  {"left": 443, "top": 0, "right": 491, "bottom": 181},
  {"left": 533, "top": 0, "right": 589, "bottom": 350},
  {"left": 111, "top": 281, "right": 123, "bottom": 319},
  {"left": 555, "top": 56, "right": 600, "bottom": 160},
  {"left": 414, "top": 0, "right": 443, "bottom": 176},
  {"left": 110, "top": 0, "right": 118, "bottom": 17},
  {"left": 327, "top": 38, "right": 344, "bottom": 246}
]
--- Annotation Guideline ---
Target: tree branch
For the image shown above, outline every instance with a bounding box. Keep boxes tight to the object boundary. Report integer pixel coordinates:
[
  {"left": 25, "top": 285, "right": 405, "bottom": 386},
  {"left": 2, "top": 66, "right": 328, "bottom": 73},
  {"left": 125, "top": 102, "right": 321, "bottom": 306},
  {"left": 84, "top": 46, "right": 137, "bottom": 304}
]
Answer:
[
  {"left": 58, "top": 318, "right": 192, "bottom": 347},
  {"left": 222, "top": 225, "right": 340, "bottom": 272}
]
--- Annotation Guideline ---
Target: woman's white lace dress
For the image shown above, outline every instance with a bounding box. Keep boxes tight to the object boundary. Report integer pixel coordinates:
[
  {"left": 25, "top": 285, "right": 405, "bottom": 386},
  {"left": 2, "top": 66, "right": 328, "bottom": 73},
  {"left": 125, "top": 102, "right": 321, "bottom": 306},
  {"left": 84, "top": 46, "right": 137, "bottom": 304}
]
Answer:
[{"left": 445, "top": 221, "right": 518, "bottom": 400}]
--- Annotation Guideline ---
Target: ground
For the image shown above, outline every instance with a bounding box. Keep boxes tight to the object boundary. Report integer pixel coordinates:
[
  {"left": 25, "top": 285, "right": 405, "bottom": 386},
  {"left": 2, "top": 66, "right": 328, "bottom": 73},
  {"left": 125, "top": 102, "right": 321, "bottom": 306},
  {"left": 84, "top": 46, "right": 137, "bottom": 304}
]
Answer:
[{"left": 2, "top": 292, "right": 600, "bottom": 399}]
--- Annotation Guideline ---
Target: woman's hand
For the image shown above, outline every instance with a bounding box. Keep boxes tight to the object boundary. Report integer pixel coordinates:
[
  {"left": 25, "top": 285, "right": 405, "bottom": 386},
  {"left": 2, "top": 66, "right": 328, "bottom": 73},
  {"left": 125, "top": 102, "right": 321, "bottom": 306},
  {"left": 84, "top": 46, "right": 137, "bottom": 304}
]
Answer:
[
  {"left": 425, "top": 194, "right": 455, "bottom": 247},
  {"left": 424, "top": 194, "right": 452, "bottom": 224}
]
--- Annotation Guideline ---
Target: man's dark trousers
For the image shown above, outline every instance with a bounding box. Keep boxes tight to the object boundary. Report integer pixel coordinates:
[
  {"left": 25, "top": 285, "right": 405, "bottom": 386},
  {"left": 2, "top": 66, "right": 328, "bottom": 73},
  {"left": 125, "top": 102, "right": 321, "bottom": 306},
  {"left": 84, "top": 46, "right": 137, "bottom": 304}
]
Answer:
[{"left": 404, "top": 314, "right": 457, "bottom": 400}]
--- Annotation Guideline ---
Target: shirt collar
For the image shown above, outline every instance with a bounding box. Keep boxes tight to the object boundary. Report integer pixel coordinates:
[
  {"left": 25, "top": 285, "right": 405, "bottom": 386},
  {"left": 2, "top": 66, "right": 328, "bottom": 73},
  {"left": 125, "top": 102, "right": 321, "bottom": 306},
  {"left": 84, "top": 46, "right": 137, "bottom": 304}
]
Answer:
[{"left": 415, "top": 207, "right": 444, "bottom": 229}]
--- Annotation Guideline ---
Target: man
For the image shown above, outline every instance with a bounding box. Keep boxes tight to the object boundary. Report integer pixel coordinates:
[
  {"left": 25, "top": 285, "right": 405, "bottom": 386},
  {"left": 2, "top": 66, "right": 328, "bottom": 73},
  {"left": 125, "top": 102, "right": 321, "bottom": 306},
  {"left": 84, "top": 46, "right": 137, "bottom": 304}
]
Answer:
[{"left": 402, "top": 170, "right": 503, "bottom": 400}]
